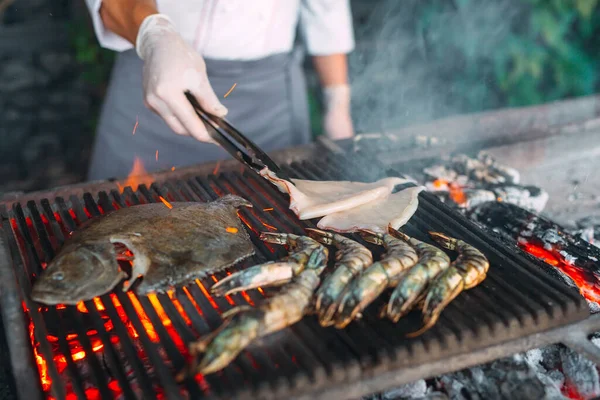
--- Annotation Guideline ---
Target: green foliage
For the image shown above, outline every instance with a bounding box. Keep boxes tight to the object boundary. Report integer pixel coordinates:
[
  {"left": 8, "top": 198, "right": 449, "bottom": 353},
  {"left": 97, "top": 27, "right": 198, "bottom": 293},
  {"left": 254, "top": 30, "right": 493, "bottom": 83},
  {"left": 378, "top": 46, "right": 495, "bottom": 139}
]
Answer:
[
  {"left": 67, "top": 0, "right": 600, "bottom": 133},
  {"left": 66, "top": 19, "right": 115, "bottom": 86},
  {"left": 415, "top": 0, "right": 600, "bottom": 110}
]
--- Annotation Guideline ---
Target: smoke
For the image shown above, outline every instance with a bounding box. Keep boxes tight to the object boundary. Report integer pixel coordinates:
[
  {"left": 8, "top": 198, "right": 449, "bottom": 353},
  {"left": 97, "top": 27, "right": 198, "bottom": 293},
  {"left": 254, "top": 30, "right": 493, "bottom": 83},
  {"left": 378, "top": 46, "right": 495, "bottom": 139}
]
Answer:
[{"left": 349, "top": 0, "right": 524, "bottom": 134}]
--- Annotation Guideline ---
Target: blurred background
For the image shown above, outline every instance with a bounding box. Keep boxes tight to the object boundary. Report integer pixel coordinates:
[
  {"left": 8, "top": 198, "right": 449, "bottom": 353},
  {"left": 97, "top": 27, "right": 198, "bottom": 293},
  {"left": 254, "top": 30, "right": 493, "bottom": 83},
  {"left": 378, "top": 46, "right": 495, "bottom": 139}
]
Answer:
[{"left": 1, "top": 0, "right": 599, "bottom": 194}]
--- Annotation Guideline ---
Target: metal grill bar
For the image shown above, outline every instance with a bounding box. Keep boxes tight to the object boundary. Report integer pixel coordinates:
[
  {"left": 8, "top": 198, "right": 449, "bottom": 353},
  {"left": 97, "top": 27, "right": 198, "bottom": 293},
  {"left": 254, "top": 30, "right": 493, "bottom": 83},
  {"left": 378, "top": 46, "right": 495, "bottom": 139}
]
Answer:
[{"left": 0, "top": 151, "right": 594, "bottom": 400}]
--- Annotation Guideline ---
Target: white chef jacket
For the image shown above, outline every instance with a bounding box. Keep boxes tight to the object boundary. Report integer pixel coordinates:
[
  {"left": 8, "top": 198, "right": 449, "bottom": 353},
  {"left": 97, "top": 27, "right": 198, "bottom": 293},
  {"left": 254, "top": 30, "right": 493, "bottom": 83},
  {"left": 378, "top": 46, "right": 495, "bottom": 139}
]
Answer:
[{"left": 85, "top": 0, "right": 355, "bottom": 60}]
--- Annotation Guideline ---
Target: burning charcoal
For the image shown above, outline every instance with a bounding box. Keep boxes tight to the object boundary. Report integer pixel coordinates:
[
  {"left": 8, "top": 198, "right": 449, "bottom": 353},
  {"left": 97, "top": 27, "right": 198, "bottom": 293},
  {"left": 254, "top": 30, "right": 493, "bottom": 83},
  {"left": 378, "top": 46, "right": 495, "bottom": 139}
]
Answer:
[
  {"left": 477, "top": 152, "right": 520, "bottom": 185},
  {"left": 443, "top": 153, "right": 520, "bottom": 186},
  {"left": 430, "top": 189, "right": 496, "bottom": 210},
  {"left": 488, "top": 185, "right": 548, "bottom": 214},
  {"left": 380, "top": 379, "right": 427, "bottom": 399},
  {"left": 423, "top": 165, "right": 458, "bottom": 184},
  {"left": 439, "top": 353, "right": 570, "bottom": 400},
  {"left": 469, "top": 202, "right": 600, "bottom": 308},
  {"left": 559, "top": 346, "right": 600, "bottom": 399}
]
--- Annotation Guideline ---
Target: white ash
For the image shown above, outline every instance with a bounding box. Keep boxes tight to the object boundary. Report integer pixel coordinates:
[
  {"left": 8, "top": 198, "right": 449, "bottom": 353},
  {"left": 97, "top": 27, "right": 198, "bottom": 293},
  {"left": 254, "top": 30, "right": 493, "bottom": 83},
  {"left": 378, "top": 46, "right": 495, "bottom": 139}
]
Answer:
[
  {"left": 366, "top": 341, "right": 600, "bottom": 400},
  {"left": 422, "top": 153, "right": 545, "bottom": 213},
  {"left": 379, "top": 380, "right": 427, "bottom": 399},
  {"left": 411, "top": 392, "right": 449, "bottom": 400},
  {"left": 558, "top": 251, "right": 578, "bottom": 264},
  {"left": 559, "top": 346, "right": 600, "bottom": 398},
  {"left": 540, "top": 230, "right": 564, "bottom": 245}
]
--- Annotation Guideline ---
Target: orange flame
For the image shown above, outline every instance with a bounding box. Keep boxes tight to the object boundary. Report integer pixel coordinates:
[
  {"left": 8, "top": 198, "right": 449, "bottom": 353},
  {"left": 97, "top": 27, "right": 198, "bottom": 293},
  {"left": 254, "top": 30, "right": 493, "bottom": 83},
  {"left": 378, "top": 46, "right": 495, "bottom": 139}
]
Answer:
[
  {"left": 117, "top": 157, "right": 155, "bottom": 193},
  {"left": 226, "top": 227, "right": 238, "bottom": 233},
  {"left": 449, "top": 183, "right": 467, "bottom": 205}
]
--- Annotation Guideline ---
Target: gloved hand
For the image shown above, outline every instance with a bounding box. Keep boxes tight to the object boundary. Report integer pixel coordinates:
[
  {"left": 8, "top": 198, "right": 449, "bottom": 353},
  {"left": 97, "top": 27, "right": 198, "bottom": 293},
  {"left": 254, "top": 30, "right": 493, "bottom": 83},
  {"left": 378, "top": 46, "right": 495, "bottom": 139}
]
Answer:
[
  {"left": 322, "top": 84, "right": 354, "bottom": 140},
  {"left": 136, "top": 14, "right": 227, "bottom": 143}
]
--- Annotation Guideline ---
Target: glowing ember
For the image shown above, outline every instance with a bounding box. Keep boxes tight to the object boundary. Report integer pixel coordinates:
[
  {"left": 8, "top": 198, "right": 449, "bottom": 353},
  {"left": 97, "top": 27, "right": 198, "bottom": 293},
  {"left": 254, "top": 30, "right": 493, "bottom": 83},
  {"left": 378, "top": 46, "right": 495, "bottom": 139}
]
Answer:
[
  {"left": 226, "top": 227, "right": 238, "bottom": 233},
  {"left": 520, "top": 242, "right": 600, "bottom": 304},
  {"left": 224, "top": 82, "right": 237, "bottom": 98},
  {"left": 196, "top": 279, "right": 220, "bottom": 311},
  {"left": 432, "top": 179, "right": 447, "bottom": 189},
  {"left": 76, "top": 302, "right": 87, "bottom": 313},
  {"left": 167, "top": 290, "right": 192, "bottom": 325},
  {"left": 263, "top": 208, "right": 274, "bottom": 212},
  {"left": 117, "top": 157, "right": 155, "bottom": 193},
  {"left": 159, "top": 196, "right": 173, "bottom": 209},
  {"left": 155, "top": 150, "right": 159, "bottom": 162},
  {"left": 127, "top": 292, "right": 159, "bottom": 342},
  {"left": 171, "top": 166, "right": 176, "bottom": 171},
  {"left": 448, "top": 183, "right": 467, "bottom": 205},
  {"left": 132, "top": 115, "right": 139, "bottom": 135},
  {"left": 29, "top": 320, "right": 51, "bottom": 391},
  {"left": 212, "top": 161, "right": 221, "bottom": 175}
]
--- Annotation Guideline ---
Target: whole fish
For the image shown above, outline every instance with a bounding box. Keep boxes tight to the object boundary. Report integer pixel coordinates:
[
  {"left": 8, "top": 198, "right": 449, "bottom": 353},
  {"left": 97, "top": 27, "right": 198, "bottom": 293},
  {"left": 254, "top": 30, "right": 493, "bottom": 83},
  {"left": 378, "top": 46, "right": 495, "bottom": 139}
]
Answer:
[{"left": 31, "top": 195, "right": 255, "bottom": 305}]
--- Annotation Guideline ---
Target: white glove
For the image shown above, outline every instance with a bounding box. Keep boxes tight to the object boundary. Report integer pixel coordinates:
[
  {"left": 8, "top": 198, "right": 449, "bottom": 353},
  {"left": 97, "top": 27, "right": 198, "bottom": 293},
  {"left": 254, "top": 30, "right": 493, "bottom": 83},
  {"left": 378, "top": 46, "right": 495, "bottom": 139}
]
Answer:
[
  {"left": 322, "top": 84, "right": 354, "bottom": 140},
  {"left": 136, "top": 14, "right": 227, "bottom": 143}
]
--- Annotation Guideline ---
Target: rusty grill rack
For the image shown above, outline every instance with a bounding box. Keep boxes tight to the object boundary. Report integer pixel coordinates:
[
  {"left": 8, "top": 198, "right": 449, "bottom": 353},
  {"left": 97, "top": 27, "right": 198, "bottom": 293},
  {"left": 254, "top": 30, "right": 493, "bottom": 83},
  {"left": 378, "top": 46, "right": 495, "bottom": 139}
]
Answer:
[{"left": 0, "top": 151, "right": 598, "bottom": 400}]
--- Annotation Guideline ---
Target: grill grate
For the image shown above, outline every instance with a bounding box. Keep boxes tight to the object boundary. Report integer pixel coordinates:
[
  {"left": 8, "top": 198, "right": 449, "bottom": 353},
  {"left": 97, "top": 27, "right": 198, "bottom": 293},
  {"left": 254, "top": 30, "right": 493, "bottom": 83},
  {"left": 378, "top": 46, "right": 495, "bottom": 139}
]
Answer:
[{"left": 0, "top": 152, "right": 591, "bottom": 400}]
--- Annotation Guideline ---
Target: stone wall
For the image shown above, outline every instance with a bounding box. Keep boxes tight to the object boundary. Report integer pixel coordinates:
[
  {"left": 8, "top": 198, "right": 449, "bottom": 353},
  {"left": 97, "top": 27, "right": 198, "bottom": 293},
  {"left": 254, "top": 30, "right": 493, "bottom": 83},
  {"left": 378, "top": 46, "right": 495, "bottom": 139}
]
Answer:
[{"left": 0, "top": 0, "right": 92, "bottom": 195}]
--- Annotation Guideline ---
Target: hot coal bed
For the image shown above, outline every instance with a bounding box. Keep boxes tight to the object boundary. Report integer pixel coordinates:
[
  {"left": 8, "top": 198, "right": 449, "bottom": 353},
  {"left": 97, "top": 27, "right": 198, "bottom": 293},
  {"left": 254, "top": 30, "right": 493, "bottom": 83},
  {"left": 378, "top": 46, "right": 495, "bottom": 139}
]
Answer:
[{"left": 1, "top": 145, "right": 600, "bottom": 400}]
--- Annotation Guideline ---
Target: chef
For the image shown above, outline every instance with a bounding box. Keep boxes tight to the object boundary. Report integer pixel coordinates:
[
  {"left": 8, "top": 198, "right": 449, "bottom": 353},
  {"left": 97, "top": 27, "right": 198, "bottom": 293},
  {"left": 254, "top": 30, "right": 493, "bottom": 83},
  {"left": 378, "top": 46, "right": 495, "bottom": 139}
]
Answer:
[{"left": 84, "top": 0, "right": 355, "bottom": 180}]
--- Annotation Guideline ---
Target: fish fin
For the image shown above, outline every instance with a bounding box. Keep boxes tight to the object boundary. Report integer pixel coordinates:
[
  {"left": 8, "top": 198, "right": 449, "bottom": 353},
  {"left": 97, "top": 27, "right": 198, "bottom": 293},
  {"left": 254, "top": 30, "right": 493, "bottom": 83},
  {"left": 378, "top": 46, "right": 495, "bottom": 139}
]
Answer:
[
  {"left": 111, "top": 235, "right": 152, "bottom": 293},
  {"left": 221, "top": 305, "right": 253, "bottom": 320},
  {"left": 216, "top": 195, "right": 253, "bottom": 209}
]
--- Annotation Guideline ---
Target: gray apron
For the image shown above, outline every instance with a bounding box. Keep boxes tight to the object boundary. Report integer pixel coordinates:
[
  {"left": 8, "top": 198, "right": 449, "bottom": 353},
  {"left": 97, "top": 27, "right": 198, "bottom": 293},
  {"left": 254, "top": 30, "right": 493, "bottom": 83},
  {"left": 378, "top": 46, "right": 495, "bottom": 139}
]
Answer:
[{"left": 87, "top": 48, "right": 311, "bottom": 181}]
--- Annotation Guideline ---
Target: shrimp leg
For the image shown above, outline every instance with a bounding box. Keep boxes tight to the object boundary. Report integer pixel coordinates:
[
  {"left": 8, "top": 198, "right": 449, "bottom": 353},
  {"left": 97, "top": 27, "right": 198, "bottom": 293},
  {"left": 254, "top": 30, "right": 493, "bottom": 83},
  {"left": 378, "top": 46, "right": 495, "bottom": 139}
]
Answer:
[{"left": 211, "top": 232, "right": 325, "bottom": 296}]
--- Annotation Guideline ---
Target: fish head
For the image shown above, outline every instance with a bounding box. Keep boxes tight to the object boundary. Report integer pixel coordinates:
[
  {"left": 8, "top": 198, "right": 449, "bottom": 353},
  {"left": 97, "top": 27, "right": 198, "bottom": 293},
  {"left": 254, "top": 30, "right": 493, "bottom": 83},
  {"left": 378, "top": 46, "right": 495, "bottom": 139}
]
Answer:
[{"left": 31, "top": 242, "right": 124, "bottom": 305}]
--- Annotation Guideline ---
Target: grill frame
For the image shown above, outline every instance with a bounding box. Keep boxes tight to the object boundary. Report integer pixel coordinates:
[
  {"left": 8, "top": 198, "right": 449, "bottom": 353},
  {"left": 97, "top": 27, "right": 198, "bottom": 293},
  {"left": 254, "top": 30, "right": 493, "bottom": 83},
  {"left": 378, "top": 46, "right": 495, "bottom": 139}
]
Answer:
[{"left": 0, "top": 148, "right": 599, "bottom": 400}]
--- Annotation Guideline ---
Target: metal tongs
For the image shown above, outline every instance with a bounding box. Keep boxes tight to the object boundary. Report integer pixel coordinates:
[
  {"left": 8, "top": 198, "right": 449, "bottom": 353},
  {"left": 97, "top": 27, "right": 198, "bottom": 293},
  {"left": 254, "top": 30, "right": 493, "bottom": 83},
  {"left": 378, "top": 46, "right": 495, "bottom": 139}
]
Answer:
[{"left": 185, "top": 91, "right": 292, "bottom": 181}]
